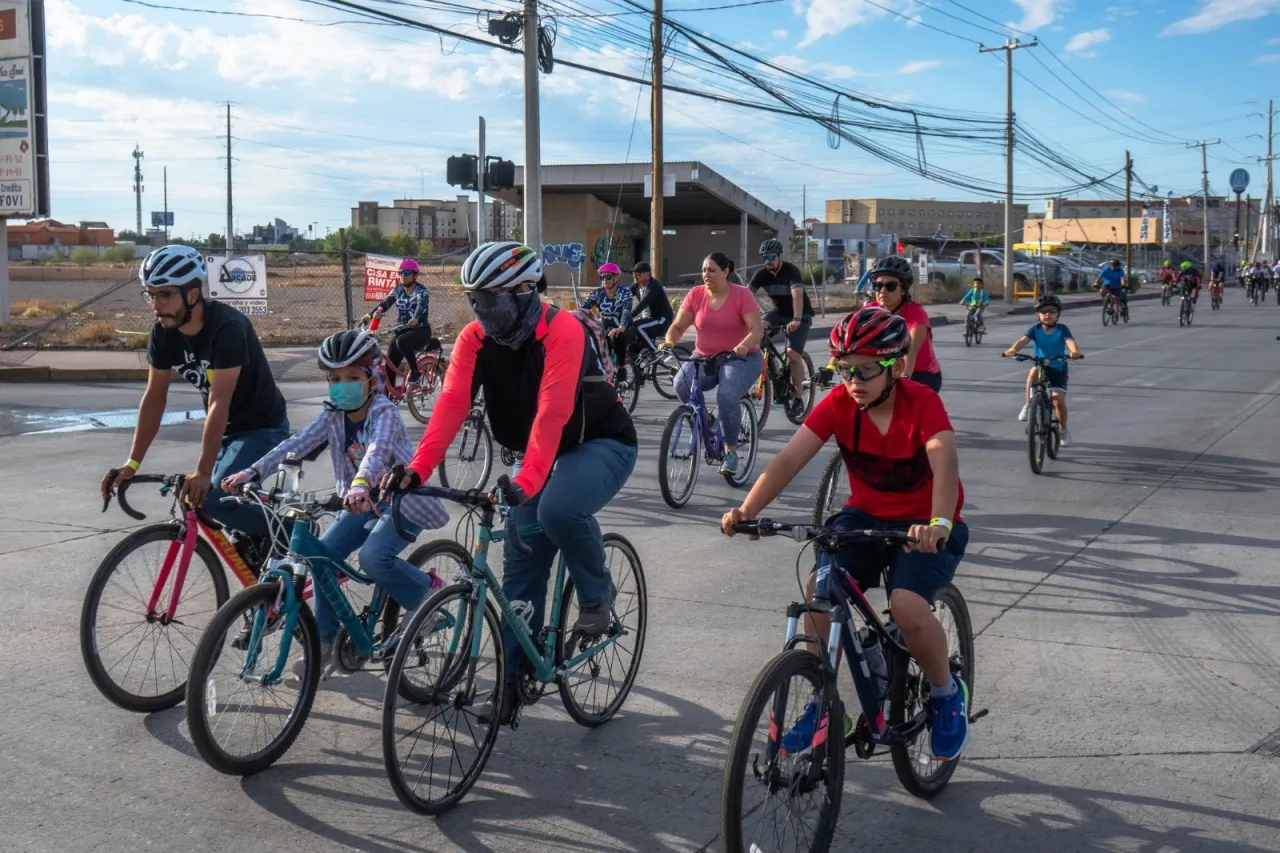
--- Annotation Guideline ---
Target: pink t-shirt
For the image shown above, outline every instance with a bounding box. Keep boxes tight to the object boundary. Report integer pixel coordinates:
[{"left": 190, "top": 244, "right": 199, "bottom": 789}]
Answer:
[
  {"left": 894, "top": 300, "right": 940, "bottom": 375},
  {"left": 680, "top": 284, "right": 760, "bottom": 356}
]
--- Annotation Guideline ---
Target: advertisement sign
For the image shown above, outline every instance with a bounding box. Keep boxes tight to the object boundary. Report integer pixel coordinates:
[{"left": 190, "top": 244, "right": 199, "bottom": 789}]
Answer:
[
  {"left": 363, "top": 253, "right": 401, "bottom": 302},
  {"left": 0, "top": 1, "right": 46, "bottom": 217},
  {"left": 205, "top": 254, "right": 268, "bottom": 315},
  {"left": 1139, "top": 213, "right": 1149, "bottom": 242},
  {"left": 151, "top": 211, "right": 173, "bottom": 227}
]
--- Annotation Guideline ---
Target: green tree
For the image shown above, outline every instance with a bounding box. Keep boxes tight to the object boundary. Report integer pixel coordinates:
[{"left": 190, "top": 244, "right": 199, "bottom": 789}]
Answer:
[
  {"left": 384, "top": 231, "right": 420, "bottom": 258},
  {"left": 417, "top": 238, "right": 435, "bottom": 257},
  {"left": 115, "top": 229, "right": 145, "bottom": 243},
  {"left": 324, "top": 225, "right": 386, "bottom": 254},
  {"left": 205, "top": 233, "right": 227, "bottom": 250},
  {"left": 509, "top": 226, "right": 522, "bottom": 242}
]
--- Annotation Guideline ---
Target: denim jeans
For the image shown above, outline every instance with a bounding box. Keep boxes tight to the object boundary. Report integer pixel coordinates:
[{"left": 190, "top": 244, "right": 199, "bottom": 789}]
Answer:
[
  {"left": 674, "top": 349, "right": 763, "bottom": 446},
  {"left": 206, "top": 421, "right": 291, "bottom": 539},
  {"left": 314, "top": 506, "right": 429, "bottom": 643},
  {"left": 501, "top": 437, "right": 637, "bottom": 678}
]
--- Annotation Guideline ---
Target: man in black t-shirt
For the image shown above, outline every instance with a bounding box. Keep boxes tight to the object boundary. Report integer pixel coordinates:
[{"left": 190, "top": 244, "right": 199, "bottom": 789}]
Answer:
[
  {"left": 748, "top": 238, "right": 814, "bottom": 412},
  {"left": 628, "top": 261, "right": 674, "bottom": 352},
  {"left": 100, "top": 245, "right": 289, "bottom": 541}
]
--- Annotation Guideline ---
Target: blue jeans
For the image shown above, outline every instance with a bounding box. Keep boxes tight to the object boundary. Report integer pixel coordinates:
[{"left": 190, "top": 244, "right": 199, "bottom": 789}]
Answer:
[
  {"left": 674, "top": 349, "right": 763, "bottom": 446},
  {"left": 501, "top": 438, "right": 637, "bottom": 679},
  {"left": 314, "top": 506, "right": 429, "bottom": 643},
  {"left": 206, "top": 422, "right": 291, "bottom": 539}
]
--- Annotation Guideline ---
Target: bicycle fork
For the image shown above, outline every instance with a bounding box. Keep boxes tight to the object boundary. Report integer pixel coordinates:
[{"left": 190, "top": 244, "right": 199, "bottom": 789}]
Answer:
[{"left": 144, "top": 516, "right": 199, "bottom": 625}]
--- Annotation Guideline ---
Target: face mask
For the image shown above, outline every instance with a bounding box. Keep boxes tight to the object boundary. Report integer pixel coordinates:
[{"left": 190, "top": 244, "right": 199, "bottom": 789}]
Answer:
[
  {"left": 328, "top": 380, "right": 369, "bottom": 411},
  {"left": 470, "top": 289, "right": 541, "bottom": 347}
]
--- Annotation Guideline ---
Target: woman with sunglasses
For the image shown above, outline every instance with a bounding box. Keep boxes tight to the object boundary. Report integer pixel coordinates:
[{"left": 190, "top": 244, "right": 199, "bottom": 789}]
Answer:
[
  {"left": 581, "top": 261, "right": 636, "bottom": 378},
  {"left": 869, "top": 256, "right": 943, "bottom": 392},
  {"left": 363, "top": 258, "right": 431, "bottom": 385}
]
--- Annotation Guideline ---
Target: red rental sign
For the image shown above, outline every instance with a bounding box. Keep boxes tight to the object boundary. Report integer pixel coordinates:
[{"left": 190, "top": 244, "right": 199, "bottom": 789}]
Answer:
[{"left": 363, "top": 254, "right": 401, "bottom": 302}]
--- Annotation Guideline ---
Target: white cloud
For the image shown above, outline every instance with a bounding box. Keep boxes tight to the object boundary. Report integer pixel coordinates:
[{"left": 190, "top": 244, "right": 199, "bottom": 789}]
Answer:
[
  {"left": 1162, "top": 0, "right": 1280, "bottom": 35},
  {"left": 794, "top": 0, "right": 901, "bottom": 47},
  {"left": 897, "top": 59, "right": 944, "bottom": 74},
  {"left": 1252, "top": 53, "right": 1280, "bottom": 63},
  {"left": 772, "top": 28, "right": 789, "bottom": 38},
  {"left": 1103, "top": 89, "right": 1145, "bottom": 103},
  {"left": 1008, "top": 0, "right": 1067, "bottom": 30},
  {"left": 1065, "top": 28, "right": 1112, "bottom": 57}
]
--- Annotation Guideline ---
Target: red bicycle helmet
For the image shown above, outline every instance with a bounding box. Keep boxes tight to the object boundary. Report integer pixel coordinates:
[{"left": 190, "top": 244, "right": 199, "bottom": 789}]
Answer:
[{"left": 829, "top": 306, "right": 910, "bottom": 359}]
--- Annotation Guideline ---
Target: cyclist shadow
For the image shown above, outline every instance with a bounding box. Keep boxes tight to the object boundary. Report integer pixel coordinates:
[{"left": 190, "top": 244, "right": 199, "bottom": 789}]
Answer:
[
  {"left": 234, "top": 682, "right": 735, "bottom": 853},
  {"left": 1037, "top": 445, "right": 1280, "bottom": 494}
]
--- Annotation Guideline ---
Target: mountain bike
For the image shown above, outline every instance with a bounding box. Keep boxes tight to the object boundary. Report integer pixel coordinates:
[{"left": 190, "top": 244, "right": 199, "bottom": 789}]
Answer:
[
  {"left": 381, "top": 480, "right": 647, "bottom": 815},
  {"left": 1178, "top": 286, "right": 1196, "bottom": 327},
  {"left": 749, "top": 325, "right": 816, "bottom": 429},
  {"left": 658, "top": 350, "right": 760, "bottom": 508},
  {"left": 1101, "top": 290, "right": 1124, "bottom": 326},
  {"left": 363, "top": 309, "right": 447, "bottom": 424},
  {"left": 812, "top": 452, "right": 850, "bottom": 526},
  {"left": 183, "top": 475, "right": 469, "bottom": 776},
  {"left": 1005, "top": 352, "right": 1080, "bottom": 475},
  {"left": 962, "top": 308, "right": 984, "bottom": 347},
  {"left": 719, "top": 519, "right": 983, "bottom": 853},
  {"left": 438, "top": 388, "right": 494, "bottom": 492},
  {"left": 1210, "top": 281, "right": 1223, "bottom": 310}
]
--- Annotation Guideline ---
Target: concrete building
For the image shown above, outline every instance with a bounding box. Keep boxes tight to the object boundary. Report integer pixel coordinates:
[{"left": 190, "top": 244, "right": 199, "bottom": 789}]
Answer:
[
  {"left": 825, "top": 197, "right": 1030, "bottom": 241},
  {"left": 250, "top": 218, "right": 299, "bottom": 245},
  {"left": 351, "top": 196, "right": 521, "bottom": 252},
  {"left": 1036, "top": 196, "right": 1261, "bottom": 247},
  {"left": 8, "top": 218, "right": 114, "bottom": 247},
  {"left": 493, "top": 161, "right": 794, "bottom": 288}
]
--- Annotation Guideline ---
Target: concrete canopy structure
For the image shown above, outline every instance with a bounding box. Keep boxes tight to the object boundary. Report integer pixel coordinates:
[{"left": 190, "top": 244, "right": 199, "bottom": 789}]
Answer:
[{"left": 494, "top": 161, "right": 794, "bottom": 287}]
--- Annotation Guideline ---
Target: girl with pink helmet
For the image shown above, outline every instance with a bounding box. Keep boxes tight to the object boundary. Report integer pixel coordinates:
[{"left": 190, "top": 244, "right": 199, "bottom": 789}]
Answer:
[{"left": 362, "top": 257, "right": 431, "bottom": 384}]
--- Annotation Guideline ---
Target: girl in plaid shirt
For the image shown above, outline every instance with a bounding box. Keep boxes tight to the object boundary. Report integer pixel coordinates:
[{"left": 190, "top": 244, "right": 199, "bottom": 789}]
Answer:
[{"left": 222, "top": 330, "right": 448, "bottom": 677}]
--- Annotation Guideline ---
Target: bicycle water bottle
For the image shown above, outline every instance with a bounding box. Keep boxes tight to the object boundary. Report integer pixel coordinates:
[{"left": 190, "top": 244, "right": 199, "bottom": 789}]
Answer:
[{"left": 857, "top": 626, "right": 888, "bottom": 696}]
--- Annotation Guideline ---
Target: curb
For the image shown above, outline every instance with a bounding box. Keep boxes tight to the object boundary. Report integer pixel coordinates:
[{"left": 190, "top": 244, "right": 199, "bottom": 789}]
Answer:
[{"left": 0, "top": 366, "right": 151, "bottom": 382}]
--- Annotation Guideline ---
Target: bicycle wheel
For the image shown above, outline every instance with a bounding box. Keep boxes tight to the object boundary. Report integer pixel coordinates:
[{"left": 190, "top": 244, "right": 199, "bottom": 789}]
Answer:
[
  {"left": 1047, "top": 418, "right": 1061, "bottom": 460},
  {"left": 1101, "top": 302, "right": 1111, "bottom": 326},
  {"left": 186, "top": 582, "right": 321, "bottom": 775},
  {"left": 658, "top": 406, "right": 700, "bottom": 508},
  {"left": 1028, "top": 393, "right": 1047, "bottom": 475},
  {"left": 753, "top": 362, "right": 773, "bottom": 430},
  {"left": 785, "top": 350, "right": 817, "bottom": 425},
  {"left": 889, "top": 584, "right": 974, "bottom": 799},
  {"left": 616, "top": 355, "right": 642, "bottom": 414},
  {"left": 723, "top": 399, "right": 760, "bottom": 488},
  {"left": 975, "top": 326, "right": 984, "bottom": 345},
  {"left": 438, "top": 411, "right": 494, "bottom": 492},
  {"left": 1121, "top": 303, "right": 1130, "bottom": 323},
  {"left": 720, "top": 649, "right": 844, "bottom": 853},
  {"left": 963, "top": 324, "right": 973, "bottom": 347},
  {"left": 80, "top": 524, "right": 230, "bottom": 713},
  {"left": 395, "top": 539, "right": 474, "bottom": 696},
  {"left": 405, "top": 356, "right": 446, "bottom": 424},
  {"left": 382, "top": 582, "right": 505, "bottom": 816},
  {"left": 811, "top": 451, "right": 849, "bottom": 527},
  {"left": 651, "top": 351, "right": 680, "bottom": 400},
  {"left": 555, "top": 533, "right": 647, "bottom": 726}
]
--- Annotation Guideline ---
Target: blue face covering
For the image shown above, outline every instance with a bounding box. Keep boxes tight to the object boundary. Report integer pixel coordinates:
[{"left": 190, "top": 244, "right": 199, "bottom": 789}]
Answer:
[{"left": 328, "top": 380, "right": 369, "bottom": 411}]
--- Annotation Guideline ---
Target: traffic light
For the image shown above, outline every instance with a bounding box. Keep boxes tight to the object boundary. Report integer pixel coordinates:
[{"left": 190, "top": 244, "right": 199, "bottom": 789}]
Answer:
[
  {"left": 486, "top": 158, "right": 516, "bottom": 191},
  {"left": 447, "top": 155, "right": 479, "bottom": 190}
]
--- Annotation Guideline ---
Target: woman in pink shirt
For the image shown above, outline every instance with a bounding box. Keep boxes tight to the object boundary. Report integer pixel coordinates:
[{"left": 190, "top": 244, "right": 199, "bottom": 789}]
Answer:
[
  {"left": 871, "top": 256, "right": 942, "bottom": 391},
  {"left": 662, "top": 252, "right": 764, "bottom": 477}
]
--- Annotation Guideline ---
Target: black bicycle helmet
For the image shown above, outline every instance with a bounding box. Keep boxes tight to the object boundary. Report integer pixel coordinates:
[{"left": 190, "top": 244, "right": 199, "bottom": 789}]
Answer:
[
  {"left": 871, "top": 255, "right": 914, "bottom": 284},
  {"left": 758, "top": 237, "right": 784, "bottom": 256},
  {"left": 318, "top": 329, "right": 380, "bottom": 372},
  {"left": 1035, "top": 294, "right": 1062, "bottom": 312}
]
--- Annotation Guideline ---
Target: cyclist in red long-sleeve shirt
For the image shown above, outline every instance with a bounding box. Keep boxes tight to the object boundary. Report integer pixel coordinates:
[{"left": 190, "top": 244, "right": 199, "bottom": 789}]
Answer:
[{"left": 386, "top": 241, "right": 638, "bottom": 725}]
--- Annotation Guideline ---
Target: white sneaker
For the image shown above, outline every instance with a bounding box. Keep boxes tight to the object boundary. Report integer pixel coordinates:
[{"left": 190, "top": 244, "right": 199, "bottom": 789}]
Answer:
[
  {"left": 1017, "top": 404, "right": 1029, "bottom": 422},
  {"left": 1059, "top": 429, "right": 1072, "bottom": 447}
]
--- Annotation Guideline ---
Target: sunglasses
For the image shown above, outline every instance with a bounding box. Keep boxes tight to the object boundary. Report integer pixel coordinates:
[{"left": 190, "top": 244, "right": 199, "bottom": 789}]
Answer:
[
  {"left": 871, "top": 279, "right": 901, "bottom": 292},
  {"left": 398, "top": 270, "right": 415, "bottom": 277},
  {"left": 761, "top": 254, "right": 779, "bottom": 263},
  {"left": 834, "top": 358, "right": 898, "bottom": 383},
  {"left": 600, "top": 273, "right": 617, "bottom": 281}
]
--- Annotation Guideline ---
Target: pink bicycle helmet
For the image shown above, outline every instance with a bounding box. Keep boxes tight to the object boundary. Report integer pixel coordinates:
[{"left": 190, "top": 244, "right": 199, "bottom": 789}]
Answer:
[
  {"left": 598, "top": 262, "right": 622, "bottom": 277},
  {"left": 399, "top": 258, "right": 421, "bottom": 273}
]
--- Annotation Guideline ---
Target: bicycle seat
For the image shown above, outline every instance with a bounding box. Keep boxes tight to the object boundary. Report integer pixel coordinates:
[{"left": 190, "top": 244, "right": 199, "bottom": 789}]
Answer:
[{"left": 426, "top": 337, "right": 442, "bottom": 351}]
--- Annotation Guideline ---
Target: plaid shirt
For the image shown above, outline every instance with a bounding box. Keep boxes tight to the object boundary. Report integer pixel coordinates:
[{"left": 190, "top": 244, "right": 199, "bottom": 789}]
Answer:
[{"left": 248, "top": 394, "right": 448, "bottom": 530}]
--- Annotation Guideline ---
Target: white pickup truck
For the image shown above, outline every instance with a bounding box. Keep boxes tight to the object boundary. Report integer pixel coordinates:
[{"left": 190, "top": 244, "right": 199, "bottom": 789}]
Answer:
[{"left": 927, "top": 249, "right": 1046, "bottom": 289}]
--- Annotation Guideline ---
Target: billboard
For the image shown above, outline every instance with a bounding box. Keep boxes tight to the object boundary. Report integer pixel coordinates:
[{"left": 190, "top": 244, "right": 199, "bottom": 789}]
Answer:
[
  {"left": 205, "top": 254, "right": 268, "bottom": 315},
  {"left": 363, "top": 253, "right": 401, "bottom": 302},
  {"left": 0, "top": 1, "right": 47, "bottom": 217},
  {"left": 151, "top": 211, "right": 173, "bottom": 227}
]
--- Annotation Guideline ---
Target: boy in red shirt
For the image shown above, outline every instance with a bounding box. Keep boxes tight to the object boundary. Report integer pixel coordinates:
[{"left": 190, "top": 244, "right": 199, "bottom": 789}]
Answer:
[{"left": 721, "top": 305, "right": 970, "bottom": 761}]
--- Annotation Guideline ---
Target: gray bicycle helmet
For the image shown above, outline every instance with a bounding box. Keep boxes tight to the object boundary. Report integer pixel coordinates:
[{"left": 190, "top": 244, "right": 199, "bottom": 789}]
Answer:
[
  {"left": 461, "top": 241, "right": 543, "bottom": 291},
  {"left": 317, "top": 329, "right": 380, "bottom": 372},
  {"left": 872, "top": 255, "right": 914, "bottom": 284},
  {"left": 1035, "top": 293, "right": 1062, "bottom": 312},
  {"left": 140, "top": 244, "right": 206, "bottom": 290},
  {"left": 758, "top": 237, "right": 785, "bottom": 256}
]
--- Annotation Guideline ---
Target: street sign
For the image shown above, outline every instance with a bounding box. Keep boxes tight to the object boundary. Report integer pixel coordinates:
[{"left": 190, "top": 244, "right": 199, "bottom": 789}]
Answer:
[
  {"left": 1229, "top": 168, "right": 1250, "bottom": 193},
  {"left": 0, "top": 1, "right": 50, "bottom": 217}
]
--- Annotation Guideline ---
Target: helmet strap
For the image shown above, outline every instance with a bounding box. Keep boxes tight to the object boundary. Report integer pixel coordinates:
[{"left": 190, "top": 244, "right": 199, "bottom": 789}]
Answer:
[{"left": 178, "top": 287, "right": 201, "bottom": 327}]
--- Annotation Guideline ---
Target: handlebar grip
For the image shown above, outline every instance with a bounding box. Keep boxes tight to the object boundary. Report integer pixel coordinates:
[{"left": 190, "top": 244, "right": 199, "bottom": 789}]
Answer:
[
  {"left": 731, "top": 522, "right": 758, "bottom": 534},
  {"left": 390, "top": 492, "right": 409, "bottom": 542}
]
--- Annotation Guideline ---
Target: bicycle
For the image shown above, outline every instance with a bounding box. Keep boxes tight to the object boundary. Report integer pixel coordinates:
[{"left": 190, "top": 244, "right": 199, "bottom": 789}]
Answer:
[
  {"left": 438, "top": 388, "right": 494, "bottom": 492},
  {"left": 1178, "top": 286, "right": 1196, "bottom": 327},
  {"left": 381, "top": 479, "right": 647, "bottom": 814},
  {"left": 183, "top": 472, "right": 470, "bottom": 775},
  {"left": 962, "top": 308, "right": 985, "bottom": 347},
  {"left": 1160, "top": 279, "right": 1173, "bottom": 306},
  {"left": 719, "top": 519, "right": 983, "bottom": 853},
  {"left": 1248, "top": 278, "right": 1260, "bottom": 305},
  {"left": 610, "top": 335, "right": 682, "bottom": 413},
  {"left": 362, "top": 308, "right": 446, "bottom": 424},
  {"left": 1101, "top": 289, "right": 1125, "bottom": 326},
  {"left": 1210, "top": 281, "right": 1223, "bottom": 310},
  {"left": 749, "top": 325, "right": 817, "bottom": 429},
  {"left": 1005, "top": 352, "right": 1079, "bottom": 474},
  {"left": 812, "top": 452, "right": 850, "bottom": 526},
  {"left": 657, "top": 350, "right": 761, "bottom": 508}
]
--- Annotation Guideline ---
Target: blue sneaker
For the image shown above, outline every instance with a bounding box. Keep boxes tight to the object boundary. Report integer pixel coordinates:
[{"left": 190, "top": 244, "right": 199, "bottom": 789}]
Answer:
[
  {"left": 930, "top": 676, "right": 970, "bottom": 761},
  {"left": 777, "top": 700, "right": 821, "bottom": 756},
  {"left": 719, "top": 450, "right": 740, "bottom": 476}
]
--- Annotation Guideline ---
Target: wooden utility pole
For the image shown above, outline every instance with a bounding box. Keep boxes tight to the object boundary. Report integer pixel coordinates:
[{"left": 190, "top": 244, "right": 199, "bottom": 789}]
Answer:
[
  {"left": 650, "top": 0, "right": 663, "bottom": 278},
  {"left": 1188, "top": 139, "right": 1221, "bottom": 268},
  {"left": 1124, "top": 150, "right": 1132, "bottom": 277}
]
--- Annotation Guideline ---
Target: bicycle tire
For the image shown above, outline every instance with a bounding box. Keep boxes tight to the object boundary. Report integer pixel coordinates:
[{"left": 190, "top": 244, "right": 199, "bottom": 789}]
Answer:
[
  {"left": 723, "top": 399, "right": 759, "bottom": 488},
  {"left": 720, "top": 649, "right": 844, "bottom": 853},
  {"left": 754, "top": 361, "right": 773, "bottom": 430},
  {"left": 381, "top": 582, "right": 505, "bottom": 815},
  {"left": 658, "top": 406, "right": 700, "bottom": 508},
  {"left": 1047, "top": 418, "right": 1061, "bottom": 460},
  {"left": 81, "top": 523, "right": 230, "bottom": 712},
  {"left": 395, "top": 539, "right": 474, "bottom": 700},
  {"left": 785, "top": 350, "right": 817, "bottom": 425},
  {"left": 1028, "top": 393, "right": 1047, "bottom": 475},
  {"left": 438, "top": 412, "right": 494, "bottom": 492},
  {"left": 975, "top": 327, "right": 984, "bottom": 345},
  {"left": 811, "top": 451, "right": 848, "bottom": 527},
  {"left": 889, "top": 584, "right": 974, "bottom": 799},
  {"left": 651, "top": 351, "right": 680, "bottom": 400},
  {"left": 963, "top": 325, "right": 973, "bottom": 347},
  {"left": 186, "top": 582, "right": 321, "bottom": 775},
  {"left": 555, "top": 533, "right": 648, "bottom": 727},
  {"left": 1101, "top": 302, "right": 1111, "bottom": 326},
  {"left": 617, "top": 355, "right": 642, "bottom": 414}
]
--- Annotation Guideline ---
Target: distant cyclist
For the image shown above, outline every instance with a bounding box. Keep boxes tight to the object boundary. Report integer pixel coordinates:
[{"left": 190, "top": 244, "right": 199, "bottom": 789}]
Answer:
[
  {"left": 581, "top": 262, "right": 635, "bottom": 377},
  {"left": 1177, "top": 261, "right": 1201, "bottom": 307},
  {"left": 959, "top": 277, "right": 989, "bottom": 331},
  {"left": 629, "top": 261, "right": 673, "bottom": 354},
  {"left": 1096, "top": 260, "right": 1128, "bottom": 313},
  {"left": 363, "top": 258, "right": 431, "bottom": 385},
  {"left": 748, "top": 237, "right": 813, "bottom": 415},
  {"left": 1209, "top": 262, "right": 1225, "bottom": 301}
]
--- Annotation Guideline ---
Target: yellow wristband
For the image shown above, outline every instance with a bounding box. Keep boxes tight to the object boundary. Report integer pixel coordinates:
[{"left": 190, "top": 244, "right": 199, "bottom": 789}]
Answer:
[
  {"left": 125, "top": 459, "right": 141, "bottom": 472},
  {"left": 351, "top": 477, "right": 371, "bottom": 489},
  {"left": 930, "top": 517, "right": 953, "bottom": 531}
]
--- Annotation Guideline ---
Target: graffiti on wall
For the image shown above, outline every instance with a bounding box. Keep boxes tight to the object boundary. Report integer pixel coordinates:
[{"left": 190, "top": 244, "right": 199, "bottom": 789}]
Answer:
[{"left": 543, "top": 242, "right": 585, "bottom": 269}]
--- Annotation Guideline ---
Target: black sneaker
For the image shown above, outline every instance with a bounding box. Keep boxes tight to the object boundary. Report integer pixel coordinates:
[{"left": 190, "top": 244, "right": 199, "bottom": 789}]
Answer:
[
  {"left": 572, "top": 583, "right": 617, "bottom": 637},
  {"left": 786, "top": 398, "right": 806, "bottom": 419}
]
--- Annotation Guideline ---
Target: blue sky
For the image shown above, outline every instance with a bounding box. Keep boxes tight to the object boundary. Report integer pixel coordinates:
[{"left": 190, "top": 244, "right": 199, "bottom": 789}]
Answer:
[{"left": 47, "top": 0, "right": 1280, "bottom": 240}]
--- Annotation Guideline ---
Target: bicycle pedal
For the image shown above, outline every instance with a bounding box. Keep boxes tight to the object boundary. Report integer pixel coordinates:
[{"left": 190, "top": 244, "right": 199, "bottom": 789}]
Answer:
[{"left": 968, "top": 708, "right": 989, "bottom": 724}]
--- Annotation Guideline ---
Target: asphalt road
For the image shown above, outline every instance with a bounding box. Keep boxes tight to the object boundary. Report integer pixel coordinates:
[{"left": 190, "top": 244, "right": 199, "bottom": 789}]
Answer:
[{"left": 3, "top": 292, "right": 1280, "bottom": 853}]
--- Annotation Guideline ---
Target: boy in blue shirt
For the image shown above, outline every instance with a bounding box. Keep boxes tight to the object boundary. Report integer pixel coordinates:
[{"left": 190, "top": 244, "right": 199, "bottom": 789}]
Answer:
[
  {"left": 1005, "top": 294, "right": 1083, "bottom": 446},
  {"left": 959, "top": 277, "right": 990, "bottom": 331}
]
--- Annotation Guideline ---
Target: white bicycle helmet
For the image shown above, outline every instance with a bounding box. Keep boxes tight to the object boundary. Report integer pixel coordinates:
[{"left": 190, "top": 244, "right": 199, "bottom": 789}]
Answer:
[
  {"left": 140, "top": 244, "right": 206, "bottom": 290},
  {"left": 317, "top": 329, "right": 380, "bottom": 371},
  {"left": 461, "top": 241, "right": 543, "bottom": 291}
]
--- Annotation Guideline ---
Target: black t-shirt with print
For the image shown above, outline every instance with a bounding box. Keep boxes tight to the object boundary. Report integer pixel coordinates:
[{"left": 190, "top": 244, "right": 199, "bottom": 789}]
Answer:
[
  {"left": 748, "top": 261, "right": 814, "bottom": 318},
  {"left": 147, "top": 299, "right": 287, "bottom": 435}
]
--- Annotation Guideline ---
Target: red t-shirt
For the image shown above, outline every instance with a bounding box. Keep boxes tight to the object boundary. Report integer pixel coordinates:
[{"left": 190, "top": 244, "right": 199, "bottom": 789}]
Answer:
[
  {"left": 804, "top": 379, "right": 963, "bottom": 522},
  {"left": 893, "top": 300, "right": 939, "bottom": 375}
]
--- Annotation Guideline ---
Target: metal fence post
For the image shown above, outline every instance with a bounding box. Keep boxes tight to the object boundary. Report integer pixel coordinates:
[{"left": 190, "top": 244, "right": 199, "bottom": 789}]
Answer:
[{"left": 339, "top": 228, "right": 354, "bottom": 329}]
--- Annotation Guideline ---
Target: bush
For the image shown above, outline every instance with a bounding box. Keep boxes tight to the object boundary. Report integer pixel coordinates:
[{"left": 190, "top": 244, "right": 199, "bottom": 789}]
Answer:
[
  {"left": 50, "top": 246, "right": 68, "bottom": 261},
  {"left": 70, "top": 321, "right": 118, "bottom": 346},
  {"left": 71, "top": 247, "right": 97, "bottom": 264},
  {"left": 104, "top": 244, "right": 137, "bottom": 263}
]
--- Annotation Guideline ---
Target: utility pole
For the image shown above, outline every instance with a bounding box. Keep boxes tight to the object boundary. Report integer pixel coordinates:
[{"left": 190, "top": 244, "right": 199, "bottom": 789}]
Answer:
[
  {"left": 477, "top": 116, "right": 486, "bottom": 246},
  {"left": 131, "top": 145, "right": 144, "bottom": 237},
  {"left": 225, "top": 103, "right": 234, "bottom": 254},
  {"left": 1188, "top": 139, "right": 1220, "bottom": 268},
  {"left": 802, "top": 184, "right": 806, "bottom": 262},
  {"left": 163, "top": 166, "right": 169, "bottom": 242},
  {"left": 978, "top": 37, "right": 1037, "bottom": 302},
  {"left": 1258, "top": 99, "right": 1276, "bottom": 259},
  {"left": 521, "top": 0, "right": 542, "bottom": 252},
  {"left": 650, "top": 0, "right": 664, "bottom": 278},
  {"left": 1124, "top": 151, "right": 1132, "bottom": 277}
]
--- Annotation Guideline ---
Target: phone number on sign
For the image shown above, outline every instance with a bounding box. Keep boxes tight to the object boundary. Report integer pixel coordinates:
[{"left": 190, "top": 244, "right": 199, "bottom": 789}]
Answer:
[{"left": 223, "top": 301, "right": 270, "bottom": 315}]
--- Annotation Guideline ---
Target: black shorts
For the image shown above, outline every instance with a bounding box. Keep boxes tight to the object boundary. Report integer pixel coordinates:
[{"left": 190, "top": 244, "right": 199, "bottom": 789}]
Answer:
[
  {"left": 814, "top": 507, "right": 968, "bottom": 603},
  {"left": 1044, "top": 365, "right": 1068, "bottom": 392},
  {"left": 910, "top": 370, "right": 942, "bottom": 392},
  {"left": 763, "top": 311, "right": 813, "bottom": 351}
]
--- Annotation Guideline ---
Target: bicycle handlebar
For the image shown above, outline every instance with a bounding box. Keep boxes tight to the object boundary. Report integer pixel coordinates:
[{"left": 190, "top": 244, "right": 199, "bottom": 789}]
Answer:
[
  {"left": 731, "top": 518, "right": 918, "bottom": 546},
  {"left": 103, "top": 471, "right": 182, "bottom": 520},
  {"left": 386, "top": 469, "right": 532, "bottom": 555},
  {"left": 1003, "top": 352, "right": 1082, "bottom": 363},
  {"left": 664, "top": 349, "right": 745, "bottom": 364}
]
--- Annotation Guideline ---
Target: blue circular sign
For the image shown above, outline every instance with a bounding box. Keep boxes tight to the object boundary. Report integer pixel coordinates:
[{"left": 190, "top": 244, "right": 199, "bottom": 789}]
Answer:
[{"left": 1230, "top": 168, "right": 1250, "bottom": 193}]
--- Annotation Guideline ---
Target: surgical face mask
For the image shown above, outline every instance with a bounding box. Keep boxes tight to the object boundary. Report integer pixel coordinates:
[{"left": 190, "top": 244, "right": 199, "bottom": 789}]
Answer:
[{"left": 328, "top": 379, "right": 369, "bottom": 411}]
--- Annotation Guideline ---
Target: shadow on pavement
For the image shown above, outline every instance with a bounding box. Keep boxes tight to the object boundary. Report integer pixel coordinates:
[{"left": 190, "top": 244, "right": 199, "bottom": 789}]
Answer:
[{"left": 1036, "top": 444, "right": 1280, "bottom": 494}]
